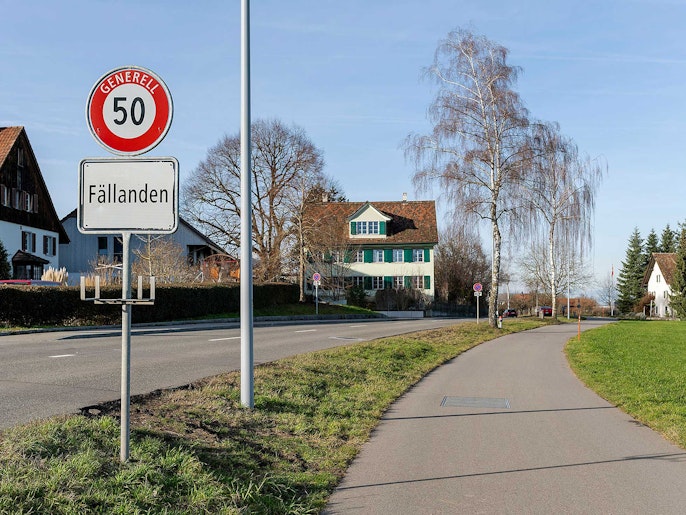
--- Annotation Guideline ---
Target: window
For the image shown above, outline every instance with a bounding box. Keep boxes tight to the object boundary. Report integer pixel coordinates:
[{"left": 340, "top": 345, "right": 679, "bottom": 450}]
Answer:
[
  {"left": 412, "top": 276, "right": 425, "bottom": 289},
  {"left": 12, "top": 188, "right": 21, "bottom": 209},
  {"left": 17, "top": 148, "right": 24, "bottom": 167},
  {"left": 373, "top": 249, "right": 384, "bottom": 262},
  {"left": 412, "top": 249, "right": 424, "bottom": 262},
  {"left": 21, "top": 231, "right": 36, "bottom": 253},
  {"left": 43, "top": 235, "right": 56, "bottom": 256},
  {"left": 113, "top": 238, "right": 123, "bottom": 262},
  {"left": 331, "top": 250, "right": 341, "bottom": 263},
  {"left": 98, "top": 237, "right": 108, "bottom": 257},
  {"left": 372, "top": 276, "right": 384, "bottom": 290},
  {"left": 393, "top": 249, "right": 404, "bottom": 262},
  {"left": 656, "top": 275, "right": 661, "bottom": 283},
  {"left": 393, "top": 276, "right": 404, "bottom": 289},
  {"left": 354, "top": 249, "right": 364, "bottom": 263},
  {"left": 349, "top": 276, "right": 364, "bottom": 287},
  {"left": 0, "top": 185, "right": 9, "bottom": 207},
  {"left": 23, "top": 191, "right": 32, "bottom": 212},
  {"left": 354, "top": 221, "right": 380, "bottom": 235}
]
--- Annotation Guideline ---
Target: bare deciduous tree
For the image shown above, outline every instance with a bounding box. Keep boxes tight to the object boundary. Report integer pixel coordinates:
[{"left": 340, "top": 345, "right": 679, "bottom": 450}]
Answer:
[
  {"left": 286, "top": 175, "right": 345, "bottom": 301},
  {"left": 521, "top": 121, "right": 603, "bottom": 317},
  {"left": 405, "top": 29, "right": 530, "bottom": 327},
  {"left": 518, "top": 240, "right": 593, "bottom": 307},
  {"left": 434, "top": 223, "right": 490, "bottom": 304},
  {"left": 183, "top": 119, "right": 324, "bottom": 283},
  {"left": 131, "top": 235, "right": 197, "bottom": 283}
]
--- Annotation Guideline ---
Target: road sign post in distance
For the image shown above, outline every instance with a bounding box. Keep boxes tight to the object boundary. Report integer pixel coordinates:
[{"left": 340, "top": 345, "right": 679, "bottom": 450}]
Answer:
[{"left": 87, "top": 66, "right": 173, "bottom": 155}]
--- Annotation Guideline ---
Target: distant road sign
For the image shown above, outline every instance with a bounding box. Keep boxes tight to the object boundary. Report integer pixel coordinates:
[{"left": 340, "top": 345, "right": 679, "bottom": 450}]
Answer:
[
  {"left": 313, "top": 272, "right": 321, "bottom": 282},
  {"left": 78, "top": 157, "right": 179, "bottom": 234},
  {"left": 86, "top": 66, "right": 173, "bottom": 155},
  {"left": 473, "top": 282, "right": 483, "bottom": 292}
]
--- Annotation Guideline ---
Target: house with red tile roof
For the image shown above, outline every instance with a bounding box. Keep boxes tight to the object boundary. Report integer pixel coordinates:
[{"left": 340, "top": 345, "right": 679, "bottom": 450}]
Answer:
[
  {"left": 304, "top": 198, "right": 438, "bottom": 304},
  {"left": 0, "top": 127, "right": 69, "bottom": 279},
  {"left": 642, "top": 252, "right": 677, "bottom": 317}
]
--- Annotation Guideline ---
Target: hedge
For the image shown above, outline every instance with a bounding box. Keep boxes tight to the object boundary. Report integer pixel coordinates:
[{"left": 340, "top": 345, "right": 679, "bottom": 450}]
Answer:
[{"left": 0, "top": 283, "right": 299, "bottom": 328}]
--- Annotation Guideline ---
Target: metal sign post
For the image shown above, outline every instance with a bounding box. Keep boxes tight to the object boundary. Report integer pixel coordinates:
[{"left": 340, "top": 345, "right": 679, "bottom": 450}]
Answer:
[
  {"left": 240, "top": 0, "right": 254, "bottom": 409},
  {"left": 82, "top": 65, "right": 176, "bottom": 462},
  {"left": 313, "top": 272, "right": 321, "bottom": 315},
  {"left": 473, "top": 283, "right": 483, "bottom": 324}
]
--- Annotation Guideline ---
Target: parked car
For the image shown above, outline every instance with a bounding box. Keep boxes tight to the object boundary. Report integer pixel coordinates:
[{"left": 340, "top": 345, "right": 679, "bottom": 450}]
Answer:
[
  {"left": 539, "top": 306, "right": 552, "bottom": 316},
  {"left": 503, "top": 308, "right": 517, "bottom": 317}
]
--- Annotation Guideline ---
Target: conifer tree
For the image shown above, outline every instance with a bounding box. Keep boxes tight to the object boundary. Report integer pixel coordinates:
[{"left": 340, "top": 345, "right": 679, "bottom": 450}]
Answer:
[
  {"left": 616, "top": 228, "right": 646, "bottom": 313},
  {"left": 659, "top": 224, "right": 677, "bottom": 253},
  {"left": 0, "top": 239, "right": 10, "bottom": 279},
  {"left": 644, "top": 229, "right": 659, "bottom": 260},
  {"left": 669, "top": 225, "right": 686, "bottom": 317}
]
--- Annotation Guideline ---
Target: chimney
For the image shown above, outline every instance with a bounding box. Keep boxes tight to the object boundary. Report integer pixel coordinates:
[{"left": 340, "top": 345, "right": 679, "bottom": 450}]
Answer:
[
  {"left": 322, "top": 192, "right": 329, "bottom": 202},
  {"left": 402, "top": 192, "right": 407, "bottom": 202}
]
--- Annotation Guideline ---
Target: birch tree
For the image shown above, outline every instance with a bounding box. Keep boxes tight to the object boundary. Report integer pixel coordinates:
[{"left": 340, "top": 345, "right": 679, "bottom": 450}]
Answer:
[
  {"left": 405, "top": 29, "right": 530, "bottom": 327},
  {"left": 522, "top": 122, "right": 603, "bottom": 317}
]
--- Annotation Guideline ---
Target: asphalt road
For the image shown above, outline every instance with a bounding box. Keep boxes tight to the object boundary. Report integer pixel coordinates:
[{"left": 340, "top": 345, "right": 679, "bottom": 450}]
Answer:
[
  {"left": 325, "top": 320, "right": 686, "bottom": 514},
  {"left": 0, "top": 317, "right": 461, "bottom": 430}
]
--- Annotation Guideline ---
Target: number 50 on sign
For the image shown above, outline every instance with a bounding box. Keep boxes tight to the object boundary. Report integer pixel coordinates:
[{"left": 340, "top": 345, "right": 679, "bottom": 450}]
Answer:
[{"left": 86, "top": 66, "right": 173, "bottom": 156}]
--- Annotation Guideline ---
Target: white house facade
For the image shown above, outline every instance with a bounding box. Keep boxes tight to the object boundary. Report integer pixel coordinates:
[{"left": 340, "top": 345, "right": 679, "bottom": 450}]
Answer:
[
  {"left": 0, "top": 127, "right": 69, "bottom": 279},
  {"left": 643, "top": 252, "right": 676, "bottom": 318},
  {"left": 304, "top": 199, "right": 438, "bottom": 303}
]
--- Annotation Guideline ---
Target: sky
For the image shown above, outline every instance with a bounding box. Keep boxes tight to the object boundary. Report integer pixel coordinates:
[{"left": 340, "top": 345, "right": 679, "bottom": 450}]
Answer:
[{"left": 1, "top": 0, "right": 684, "bottom": 296}]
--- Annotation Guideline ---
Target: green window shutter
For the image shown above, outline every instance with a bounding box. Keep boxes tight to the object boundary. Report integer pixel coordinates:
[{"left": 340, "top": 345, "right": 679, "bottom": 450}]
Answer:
[
  {"left": 384, "top": 249, "right": 393, "bottom": 263},
  {"left": 364, "top": 276, "right": 372, "bottom": 290},
  {"left": 424, "top": 275, "right": 431, "bottom": 289},
  {"left": 379, "top": 221, "right": 386, "bottom": 235},
  {"left": 350, "top": 222, "right": 356, "bottom": 235},
  {"left": 384, "top": 276, "right": 393, "bottom": 289},
  {"left": 364, "top": 249, "right": 373, "bottom": 263},
  {"left": 404, "top": 249, "right": 413, "bottom": 262},
  {"left": 424, "top": 248, "right": 430, "bottom": 262},
  {"left": 404, "top": 276, "right": 411, "bottom": 288},
  {"left": 343, "top": 250, "right": 352, "bottom": 263}
]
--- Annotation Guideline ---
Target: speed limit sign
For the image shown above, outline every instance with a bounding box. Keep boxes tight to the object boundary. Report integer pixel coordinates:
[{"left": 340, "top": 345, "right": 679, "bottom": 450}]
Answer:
[{"left": 86, "top": 66, "right": 173, "bottom": 155}]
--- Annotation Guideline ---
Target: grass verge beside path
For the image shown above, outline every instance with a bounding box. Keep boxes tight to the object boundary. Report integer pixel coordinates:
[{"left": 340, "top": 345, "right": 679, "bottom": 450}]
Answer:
[
  {"left": 0, "top": 318, "right": 545, "bottom": 514},
  {"left": 566, "top": 320, "right": 686, "bottom": 449}
]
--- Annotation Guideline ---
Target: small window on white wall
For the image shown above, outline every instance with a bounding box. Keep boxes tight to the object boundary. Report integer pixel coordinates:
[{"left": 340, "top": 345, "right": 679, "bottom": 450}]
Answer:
[
  {"left": 373, "top": 249, "right": 384, "bottom": 262},
  {"left": 656, "top": 275, "right": 661, "bottom": 283}
]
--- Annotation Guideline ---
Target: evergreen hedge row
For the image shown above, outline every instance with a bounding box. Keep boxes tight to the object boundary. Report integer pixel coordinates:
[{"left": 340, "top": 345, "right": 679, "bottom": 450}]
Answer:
[{"left": 0, "top": 283, "right": 299, "bottom": 328}]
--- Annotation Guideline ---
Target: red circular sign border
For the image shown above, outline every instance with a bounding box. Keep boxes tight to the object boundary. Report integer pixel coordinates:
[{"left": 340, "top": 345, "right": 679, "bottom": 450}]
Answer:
[{"left": 86, "top": 66, "right": 173, "bottom": 155}]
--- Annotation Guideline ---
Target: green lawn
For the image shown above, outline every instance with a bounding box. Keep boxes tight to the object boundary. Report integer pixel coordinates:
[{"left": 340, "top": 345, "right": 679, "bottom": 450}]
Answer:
[
  {"left": 566, "top": 320, "right": 686, "bottom": 448},
  {"left": 0, "top": 319, "right": 546, "bottom": 514}
]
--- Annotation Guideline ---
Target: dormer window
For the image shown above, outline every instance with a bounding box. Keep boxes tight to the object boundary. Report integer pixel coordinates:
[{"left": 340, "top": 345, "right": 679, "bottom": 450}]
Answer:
[
  {"left": 350, "top": 220, "right": 387, "bottom": 236},
  {"left": 354, "top": 221, "right": 379, "bottom": 235}
]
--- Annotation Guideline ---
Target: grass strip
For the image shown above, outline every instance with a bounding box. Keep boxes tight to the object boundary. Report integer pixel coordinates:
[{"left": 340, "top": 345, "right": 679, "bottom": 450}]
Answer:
[
  {"left": 566, "top": 320, "right": 686, "bottom": 449},
  {"left": 0, "top": 318, "right": 545, "bottom": 514}
]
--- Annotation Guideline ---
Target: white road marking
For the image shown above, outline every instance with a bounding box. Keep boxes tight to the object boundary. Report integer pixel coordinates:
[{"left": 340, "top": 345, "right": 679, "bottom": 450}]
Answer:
[
  {"left": 49, "top": 354, "right": 76, "bottom": 358},
  {"left": 295, "top": 329, "right": 317, "bottom": 333},
  {"left": 348, "top": 325, "right": 365, "bottom": 328},
  {"left": 208, "top": 336, "right": 241, "bottom": 341}
]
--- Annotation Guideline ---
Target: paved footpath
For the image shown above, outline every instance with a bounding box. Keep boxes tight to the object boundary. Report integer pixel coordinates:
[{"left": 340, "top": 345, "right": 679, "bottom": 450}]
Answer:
[{"left": 325, "top": 320, "right": 686, "bottom": 514}]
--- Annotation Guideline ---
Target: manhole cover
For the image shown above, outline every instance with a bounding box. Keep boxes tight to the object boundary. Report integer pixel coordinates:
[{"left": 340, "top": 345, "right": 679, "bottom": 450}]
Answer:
[{"left": 441, "top": 396, "right": 511, "bottom": 409}]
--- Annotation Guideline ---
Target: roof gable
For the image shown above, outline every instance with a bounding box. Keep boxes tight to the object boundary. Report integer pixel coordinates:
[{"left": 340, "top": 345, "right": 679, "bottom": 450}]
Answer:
[
  {"left": 305, "top": 200, "right": 438, "bottom": 246},
  {"left": 348, "top": 202, "right": 392, "bottom": 222},
  {"left": 643, "top": 252, "right": 677, "bottom": 286},
  {"left": 0, "top": 126, "right": 69, "bottom": 243}
]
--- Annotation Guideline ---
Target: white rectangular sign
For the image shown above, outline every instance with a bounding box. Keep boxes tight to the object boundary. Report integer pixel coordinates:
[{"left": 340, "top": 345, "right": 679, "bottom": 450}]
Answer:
[{"left": 78, "top": 157, "right": 179, "bottom": 234}]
